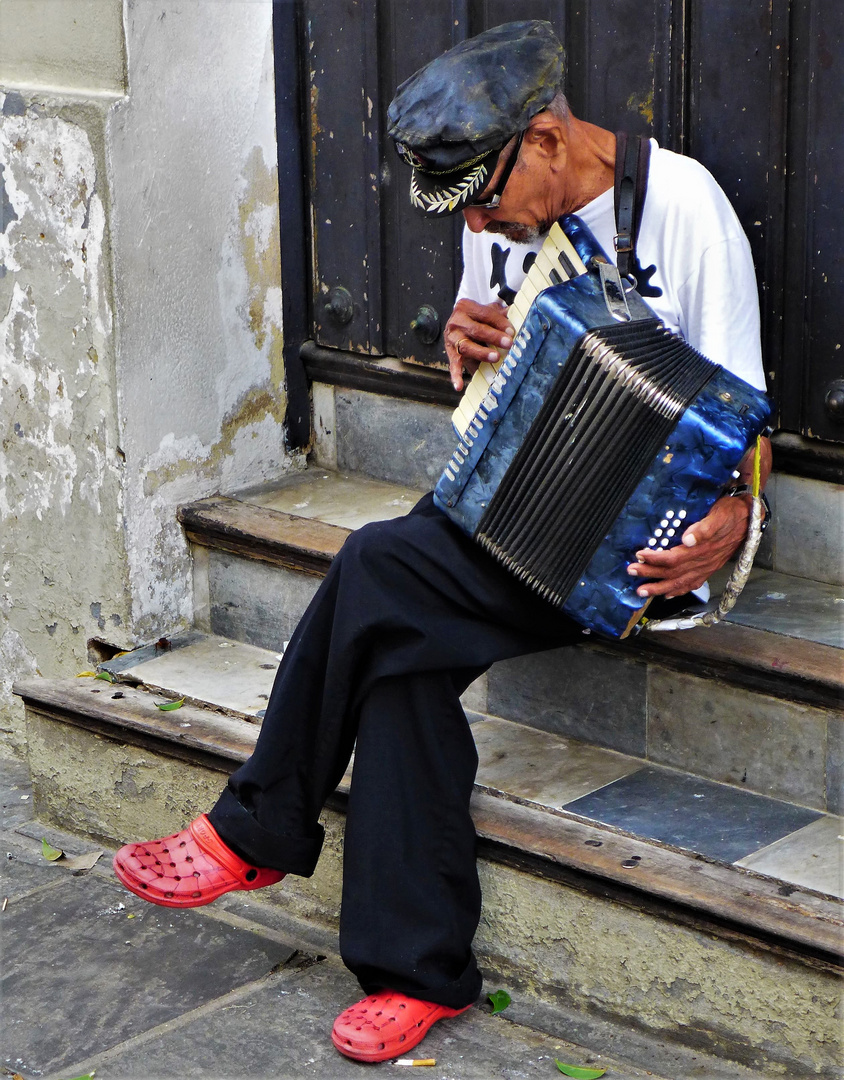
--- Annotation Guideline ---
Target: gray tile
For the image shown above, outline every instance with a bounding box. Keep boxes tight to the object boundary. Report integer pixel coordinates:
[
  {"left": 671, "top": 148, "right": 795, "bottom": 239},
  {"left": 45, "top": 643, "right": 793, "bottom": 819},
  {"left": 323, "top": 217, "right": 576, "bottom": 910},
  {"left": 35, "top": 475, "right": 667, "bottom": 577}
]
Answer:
[
  {"left": 88, "top": 959, "right": 666, "bottom": 1080},
  {"left": 737, "top": 815, "right": 844, "bottom": 898},
  {"left": 474, "top": 718, "right": 641, "bottom": 808},
  {"left": 112, "top": 634, "right": 282, "bottom": 719},
  {"left": 828, "top": 715, "right": 844, "bottom": 816},
  {"left": 1, "top": 835, "right": 71, "bottom": 901},
  {"left": 648, "top": 668, "right": 829, "bottom": 809},
  {"left": 563, "top": 766, "right": 823, "bottom": 864},
  {"left": 710, "top": 566, "right": 844, "bottom": 648},
  {"left": 770, "top": 473, "right": 844, "bottom": 587},
  {"left": 243, "top": 468, "right": 424, "bottom": 530},
  {"left": 1, "top": 874, "right": 294, "bottom": 1076},
  {"left": 335, "top": 388, "right": 456, "bottom": 490},
  {"left": 487, "top": 645, "right": 648, "bottom": 756},
  {"left": 0, "top": 755, "right": 35, "bottom": 830},
  {"left": 209, "top": 550, "right": 321, "bottom": 652}
]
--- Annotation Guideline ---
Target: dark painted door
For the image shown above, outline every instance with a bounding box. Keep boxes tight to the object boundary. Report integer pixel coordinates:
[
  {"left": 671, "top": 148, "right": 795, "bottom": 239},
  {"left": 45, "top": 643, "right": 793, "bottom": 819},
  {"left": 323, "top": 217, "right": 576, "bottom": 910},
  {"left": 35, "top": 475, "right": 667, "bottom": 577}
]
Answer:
[{"left": 296, "top": 0, "right": 843, "bottom": 443}]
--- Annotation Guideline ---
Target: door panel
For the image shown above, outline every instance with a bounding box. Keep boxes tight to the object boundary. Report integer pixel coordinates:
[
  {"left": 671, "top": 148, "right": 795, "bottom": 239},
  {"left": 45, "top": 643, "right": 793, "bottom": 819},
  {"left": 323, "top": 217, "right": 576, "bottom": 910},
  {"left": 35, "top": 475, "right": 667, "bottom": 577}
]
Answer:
[{"left": 298, "top": 0, "right": 843, "bottom": 443}]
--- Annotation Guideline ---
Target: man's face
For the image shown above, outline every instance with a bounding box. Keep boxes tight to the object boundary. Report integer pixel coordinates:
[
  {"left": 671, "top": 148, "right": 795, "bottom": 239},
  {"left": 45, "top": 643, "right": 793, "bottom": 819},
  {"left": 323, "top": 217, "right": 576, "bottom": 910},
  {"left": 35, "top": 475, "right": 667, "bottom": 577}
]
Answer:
[{"left": 461, "top": 130, "right": 555, "bottom": 242}]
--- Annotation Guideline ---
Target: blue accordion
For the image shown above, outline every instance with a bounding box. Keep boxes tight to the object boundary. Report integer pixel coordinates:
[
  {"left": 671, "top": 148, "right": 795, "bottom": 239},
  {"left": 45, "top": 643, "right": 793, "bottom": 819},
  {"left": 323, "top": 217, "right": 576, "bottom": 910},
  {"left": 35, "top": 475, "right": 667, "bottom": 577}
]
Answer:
[{"left": 434, "top": 216, "right": 771, "bottom": 639}]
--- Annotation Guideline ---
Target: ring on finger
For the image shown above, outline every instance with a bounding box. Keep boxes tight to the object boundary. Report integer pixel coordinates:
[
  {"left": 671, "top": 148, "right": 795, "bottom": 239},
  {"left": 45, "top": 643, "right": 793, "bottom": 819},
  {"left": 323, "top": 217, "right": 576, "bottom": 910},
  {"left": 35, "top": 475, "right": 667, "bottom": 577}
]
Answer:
[{"left": 455, "top": 336, "right": 468, "bottom": 355}]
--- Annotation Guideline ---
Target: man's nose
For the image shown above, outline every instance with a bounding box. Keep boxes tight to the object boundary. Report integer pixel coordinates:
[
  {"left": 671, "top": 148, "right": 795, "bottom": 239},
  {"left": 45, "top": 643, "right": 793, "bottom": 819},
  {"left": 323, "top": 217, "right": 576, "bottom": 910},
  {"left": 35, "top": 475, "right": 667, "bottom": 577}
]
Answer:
[{"left": 462, "top": 207, "right": 492, "bottom": 233}]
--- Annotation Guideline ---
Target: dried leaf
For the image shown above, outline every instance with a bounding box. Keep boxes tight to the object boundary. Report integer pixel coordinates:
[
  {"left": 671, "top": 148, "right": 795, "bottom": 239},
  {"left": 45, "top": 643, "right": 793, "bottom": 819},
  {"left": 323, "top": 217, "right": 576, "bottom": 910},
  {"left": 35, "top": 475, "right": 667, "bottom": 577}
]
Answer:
[
  {"left": 42, "top": 838, "right": 63, "bottom": 862},
  {"left": 58, "top": 850, "right": 104, "bottom": 872},
  {"left": 155, "top": 697, "right": 185, "bottom": 711},
  {"left": 95, "top": 670, "right": 115, "bottom": 683},
  {"left": 554, "top": 1061, "right": 606, "bottom": 1078},
  {"left": 76, "top": 671, "right": 97, "bottom": 678},
  {"left": 487, "top": 989, "right": 511, "bottom": 1015}
]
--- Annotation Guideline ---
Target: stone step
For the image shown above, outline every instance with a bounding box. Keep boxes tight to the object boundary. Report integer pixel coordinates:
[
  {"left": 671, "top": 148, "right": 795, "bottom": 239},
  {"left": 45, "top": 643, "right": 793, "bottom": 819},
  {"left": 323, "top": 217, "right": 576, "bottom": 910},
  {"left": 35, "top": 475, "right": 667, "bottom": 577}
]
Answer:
[
  {"left": 179, "top": 468, "right": 843, "bottom": 813},
  {"left": 13, "top": 671, "right": 843, "bottom": 1077}
]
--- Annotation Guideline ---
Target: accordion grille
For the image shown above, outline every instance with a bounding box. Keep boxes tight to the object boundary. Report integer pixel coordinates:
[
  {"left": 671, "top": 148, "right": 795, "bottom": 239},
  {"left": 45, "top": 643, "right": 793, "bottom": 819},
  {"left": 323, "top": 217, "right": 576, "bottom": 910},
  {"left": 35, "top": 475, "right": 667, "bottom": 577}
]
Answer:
[{"left": 476, "top": 319, "right": 715, "bottom": 608}]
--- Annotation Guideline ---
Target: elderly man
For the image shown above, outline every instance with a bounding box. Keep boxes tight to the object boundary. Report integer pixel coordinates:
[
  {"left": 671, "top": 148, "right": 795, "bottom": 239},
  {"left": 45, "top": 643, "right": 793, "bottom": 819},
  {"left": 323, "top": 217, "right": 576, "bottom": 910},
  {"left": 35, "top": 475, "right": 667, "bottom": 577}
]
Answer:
[{"left": 113, "top": 21, "right": 769, "bottom": 1063}]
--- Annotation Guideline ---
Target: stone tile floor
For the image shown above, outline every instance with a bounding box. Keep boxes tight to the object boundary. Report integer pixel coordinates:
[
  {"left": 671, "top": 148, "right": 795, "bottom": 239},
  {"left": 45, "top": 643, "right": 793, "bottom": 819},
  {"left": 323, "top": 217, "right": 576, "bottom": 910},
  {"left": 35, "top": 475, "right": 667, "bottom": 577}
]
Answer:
[{"left": 1, "top": 753, "right": 786, "bottom": 1080}]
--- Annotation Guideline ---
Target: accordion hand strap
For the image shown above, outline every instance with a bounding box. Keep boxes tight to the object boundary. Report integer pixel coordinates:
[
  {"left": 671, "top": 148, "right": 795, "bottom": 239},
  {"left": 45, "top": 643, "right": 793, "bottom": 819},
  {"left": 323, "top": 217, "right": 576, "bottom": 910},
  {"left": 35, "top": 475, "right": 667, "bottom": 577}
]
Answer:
[{"left": 643, "top": 437, "right": 766, "bottom": 633}]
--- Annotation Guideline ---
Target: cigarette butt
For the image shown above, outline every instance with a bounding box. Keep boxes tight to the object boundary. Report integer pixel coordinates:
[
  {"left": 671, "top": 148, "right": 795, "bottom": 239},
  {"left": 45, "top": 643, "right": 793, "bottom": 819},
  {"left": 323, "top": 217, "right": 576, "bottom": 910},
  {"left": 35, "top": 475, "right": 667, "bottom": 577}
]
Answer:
[
  {"left": 1, "top": 897, "right": 7, "bottom": 911},
  {"left": 394, "top": 1060, "right": 436, "bottom": 1067}
]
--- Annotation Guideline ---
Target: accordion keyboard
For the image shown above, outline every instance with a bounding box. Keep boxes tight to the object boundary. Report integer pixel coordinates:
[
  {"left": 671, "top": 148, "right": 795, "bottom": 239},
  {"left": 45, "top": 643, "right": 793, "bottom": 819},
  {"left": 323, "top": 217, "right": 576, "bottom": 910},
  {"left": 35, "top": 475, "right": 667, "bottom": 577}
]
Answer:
[{"left": 452, "top": 222, "right": 588, "bottom": 436}]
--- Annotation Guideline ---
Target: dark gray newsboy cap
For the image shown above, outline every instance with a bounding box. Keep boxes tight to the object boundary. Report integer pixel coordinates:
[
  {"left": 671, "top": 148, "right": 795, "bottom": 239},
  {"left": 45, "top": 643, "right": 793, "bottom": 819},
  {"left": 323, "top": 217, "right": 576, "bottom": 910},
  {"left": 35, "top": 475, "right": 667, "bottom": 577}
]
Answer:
[{"left": 387, "top": 21, "right": 564, "bottom": 215}]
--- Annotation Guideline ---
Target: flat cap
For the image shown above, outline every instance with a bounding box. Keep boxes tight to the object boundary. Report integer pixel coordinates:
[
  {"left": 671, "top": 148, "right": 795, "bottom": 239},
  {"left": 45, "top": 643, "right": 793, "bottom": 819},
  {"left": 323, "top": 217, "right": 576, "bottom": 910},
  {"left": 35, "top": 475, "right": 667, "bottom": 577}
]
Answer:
[{"left": 387, "top": 21, "right": 564, "bottom": 215}]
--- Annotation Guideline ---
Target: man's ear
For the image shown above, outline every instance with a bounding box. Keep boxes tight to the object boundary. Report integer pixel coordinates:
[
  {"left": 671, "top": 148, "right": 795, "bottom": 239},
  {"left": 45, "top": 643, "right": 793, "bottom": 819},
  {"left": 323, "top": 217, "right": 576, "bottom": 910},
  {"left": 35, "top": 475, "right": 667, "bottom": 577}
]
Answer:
[{"left": 524, "top": 115, "right": 565, "bottom": 161}]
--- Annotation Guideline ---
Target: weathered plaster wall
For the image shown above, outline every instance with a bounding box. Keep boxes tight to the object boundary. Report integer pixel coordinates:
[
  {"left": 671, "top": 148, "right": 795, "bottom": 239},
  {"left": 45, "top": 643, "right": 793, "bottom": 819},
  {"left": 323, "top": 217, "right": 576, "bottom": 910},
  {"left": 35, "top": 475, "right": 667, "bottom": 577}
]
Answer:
[
  {"left": 108, "top": 0, "right": 297, "bottom": 642},
  {"left": 0, "top": 90, "right": 129, "bottom": 754},
  {"left": 1, "top": 0, "right": 295, "bottom": 752}
]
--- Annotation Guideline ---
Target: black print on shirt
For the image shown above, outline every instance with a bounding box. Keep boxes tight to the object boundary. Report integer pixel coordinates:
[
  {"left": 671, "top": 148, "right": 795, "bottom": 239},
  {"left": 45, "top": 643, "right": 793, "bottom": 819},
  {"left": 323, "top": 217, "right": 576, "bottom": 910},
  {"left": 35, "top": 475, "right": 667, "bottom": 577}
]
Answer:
[
  {"left": 632, "top": 255, "right": 662, "bottom": 297},
  {"left": 491, "top": 237, "right": 662, "bottom": 300},
  {"left": 489, "top": 243, "right": 517, "bottom": 305}
]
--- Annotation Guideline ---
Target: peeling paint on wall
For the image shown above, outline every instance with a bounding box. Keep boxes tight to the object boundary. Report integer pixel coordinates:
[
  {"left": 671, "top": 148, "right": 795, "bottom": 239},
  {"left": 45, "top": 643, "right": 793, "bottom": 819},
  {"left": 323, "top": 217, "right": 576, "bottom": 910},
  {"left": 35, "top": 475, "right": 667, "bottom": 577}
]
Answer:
[
  {"left": 0, "top": 94, "right": 129, "bottom": 751},
  {"left": 107, "top": 4, "right": 297, "bottom": 641}
]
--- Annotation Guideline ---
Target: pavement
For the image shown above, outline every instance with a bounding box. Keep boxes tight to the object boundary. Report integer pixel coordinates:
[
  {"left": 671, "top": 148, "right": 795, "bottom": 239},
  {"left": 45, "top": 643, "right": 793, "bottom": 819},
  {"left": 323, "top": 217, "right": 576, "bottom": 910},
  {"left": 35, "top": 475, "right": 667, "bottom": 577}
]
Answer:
[{"left": 1, "top": 753, "right": 782, "bottom": 1080}]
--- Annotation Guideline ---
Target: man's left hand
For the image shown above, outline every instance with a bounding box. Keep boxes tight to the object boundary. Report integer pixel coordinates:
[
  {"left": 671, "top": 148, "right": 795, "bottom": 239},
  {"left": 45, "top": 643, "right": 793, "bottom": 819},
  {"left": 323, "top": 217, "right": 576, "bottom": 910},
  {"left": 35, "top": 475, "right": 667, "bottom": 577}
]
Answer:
[{"left": 626, "top": 495, "right": 752, "bottom": 599}]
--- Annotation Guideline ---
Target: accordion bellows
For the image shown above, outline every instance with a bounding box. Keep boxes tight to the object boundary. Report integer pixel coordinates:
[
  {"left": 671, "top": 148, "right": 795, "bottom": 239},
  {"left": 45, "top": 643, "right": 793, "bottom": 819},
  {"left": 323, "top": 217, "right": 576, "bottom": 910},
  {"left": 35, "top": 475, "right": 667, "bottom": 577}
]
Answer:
[{"left": 434, "top": 216, "right": 771, "bottom": 638}]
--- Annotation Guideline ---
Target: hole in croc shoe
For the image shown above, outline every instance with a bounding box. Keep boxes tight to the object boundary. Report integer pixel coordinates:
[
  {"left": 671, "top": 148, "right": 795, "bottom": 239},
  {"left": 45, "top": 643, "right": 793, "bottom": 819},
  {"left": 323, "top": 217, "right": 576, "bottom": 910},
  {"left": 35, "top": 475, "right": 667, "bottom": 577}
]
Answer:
[
  {"left": 193, "top": 871, "right": 200, "bottom": 878},
  {"left": 378, "top": 1044, "right": 385, "bottom": 1051},
  {"left": 179, "top": 841, "right": 187, "bottom": 847},
  {"left": 164, "top": 891, "right": 174, "bottom": 898},
  {"left": 245, "top": 869, "right": 258, "bottom": 882},
  {"left": 192, "top": 891, "right": 201, "bottom": 898},
  {"left": 174, "top": 875, "right": 181, "bottom": 881},
  {"left": 140, "top": 883, "right": 148, "bottom": 890},
  {"left": 185, "top": 856, "right": 193, "bottom": 863},
  {"left": 400, "top": 1034, "right": 406, "bottom": 1042}
]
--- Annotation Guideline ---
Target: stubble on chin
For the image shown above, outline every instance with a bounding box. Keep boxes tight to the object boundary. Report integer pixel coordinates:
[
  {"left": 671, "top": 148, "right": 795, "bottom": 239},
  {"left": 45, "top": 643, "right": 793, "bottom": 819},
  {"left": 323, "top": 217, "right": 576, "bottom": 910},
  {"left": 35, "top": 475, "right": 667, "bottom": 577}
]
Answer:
[{"left": 484, "top": 220, "right": 550, "bottom": 244}]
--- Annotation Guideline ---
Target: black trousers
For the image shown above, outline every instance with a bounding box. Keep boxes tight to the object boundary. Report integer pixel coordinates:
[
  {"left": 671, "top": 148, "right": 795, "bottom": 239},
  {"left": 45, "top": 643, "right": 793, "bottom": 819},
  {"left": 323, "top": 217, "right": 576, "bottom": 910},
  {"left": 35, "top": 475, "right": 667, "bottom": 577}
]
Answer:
[{"left": 207, "top": 493, "right": 588, "bottom": 1007}]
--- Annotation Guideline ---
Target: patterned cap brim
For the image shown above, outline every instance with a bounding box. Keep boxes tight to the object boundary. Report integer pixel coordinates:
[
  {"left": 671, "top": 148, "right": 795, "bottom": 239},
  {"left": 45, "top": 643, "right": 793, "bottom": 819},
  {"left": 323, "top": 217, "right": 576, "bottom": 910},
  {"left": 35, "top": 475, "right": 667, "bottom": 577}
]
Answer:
[{"left": 409, "top": 156, "right": 494, "bottom": 215}]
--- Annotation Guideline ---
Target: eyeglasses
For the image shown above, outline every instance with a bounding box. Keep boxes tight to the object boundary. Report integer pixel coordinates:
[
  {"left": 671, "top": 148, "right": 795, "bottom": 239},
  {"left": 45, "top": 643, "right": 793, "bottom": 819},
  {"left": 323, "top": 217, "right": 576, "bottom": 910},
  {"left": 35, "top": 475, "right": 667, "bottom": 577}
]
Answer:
[{"left": 468, "top": 130, "right": 526, "bottom": 209}]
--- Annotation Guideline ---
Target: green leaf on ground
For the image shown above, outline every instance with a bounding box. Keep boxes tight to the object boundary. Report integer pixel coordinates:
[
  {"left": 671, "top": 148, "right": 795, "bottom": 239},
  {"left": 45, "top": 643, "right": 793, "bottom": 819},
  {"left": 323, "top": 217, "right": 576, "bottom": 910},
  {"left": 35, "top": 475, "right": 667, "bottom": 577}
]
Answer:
[
  {"left": 41, "top": 838, "right": 63, "bottom": 862},
  {"left": 554, "top": 1061, "right": 606, "bottom": 1078},
  {"left": 155, "top": 697, "right": 185, "bottom": 711},
  {"left": 487, "top": 989, "right": 511, "bottom": 1015},
  {"left": 95, "top": 670, "right": 115, "bottom": 683},
  {"left": 60, "top": 1073, "right": 96, "bottom": 1080}
]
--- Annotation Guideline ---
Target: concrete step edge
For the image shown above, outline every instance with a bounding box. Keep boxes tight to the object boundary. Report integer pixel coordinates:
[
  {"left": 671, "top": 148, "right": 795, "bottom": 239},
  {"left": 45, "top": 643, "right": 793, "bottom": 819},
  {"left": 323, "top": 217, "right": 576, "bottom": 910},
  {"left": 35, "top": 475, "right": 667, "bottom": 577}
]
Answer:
[{"left": 14, "top": 675, "right": 843, "bottom": 968}]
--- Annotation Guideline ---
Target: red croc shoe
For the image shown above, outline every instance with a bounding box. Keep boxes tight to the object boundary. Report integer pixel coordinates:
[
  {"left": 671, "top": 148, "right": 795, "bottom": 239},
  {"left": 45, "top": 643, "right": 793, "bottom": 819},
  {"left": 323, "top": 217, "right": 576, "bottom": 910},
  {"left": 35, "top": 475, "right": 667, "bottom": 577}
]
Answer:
[
  {"left": 113, "top": 814, "right": 284, "bottom": 909},
  {"left": 331, "top": 990, "right": 471, "bottom": 1062}
]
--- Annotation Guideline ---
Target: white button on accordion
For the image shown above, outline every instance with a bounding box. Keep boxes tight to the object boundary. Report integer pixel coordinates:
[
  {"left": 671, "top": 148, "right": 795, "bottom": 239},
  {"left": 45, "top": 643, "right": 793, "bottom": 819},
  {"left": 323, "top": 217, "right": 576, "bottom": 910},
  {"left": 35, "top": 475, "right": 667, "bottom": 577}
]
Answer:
[{"left": 434, "top": 215, "right": 771, "bottom": 638}]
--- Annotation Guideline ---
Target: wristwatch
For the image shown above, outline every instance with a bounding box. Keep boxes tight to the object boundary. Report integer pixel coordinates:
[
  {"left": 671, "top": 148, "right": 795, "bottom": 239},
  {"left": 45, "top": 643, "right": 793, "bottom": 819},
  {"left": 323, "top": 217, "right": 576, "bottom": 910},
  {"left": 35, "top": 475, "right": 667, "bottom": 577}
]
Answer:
[{"left": 722, "top": 484, "right": 772, "bottom": 532}]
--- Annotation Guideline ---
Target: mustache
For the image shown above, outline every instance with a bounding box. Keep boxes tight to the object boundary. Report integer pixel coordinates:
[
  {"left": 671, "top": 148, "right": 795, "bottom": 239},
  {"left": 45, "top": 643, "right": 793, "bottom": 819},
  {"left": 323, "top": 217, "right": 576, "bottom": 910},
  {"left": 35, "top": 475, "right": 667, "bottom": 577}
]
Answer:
[{"left": 483, "top": 220, "right": 548, "bottom": 243}]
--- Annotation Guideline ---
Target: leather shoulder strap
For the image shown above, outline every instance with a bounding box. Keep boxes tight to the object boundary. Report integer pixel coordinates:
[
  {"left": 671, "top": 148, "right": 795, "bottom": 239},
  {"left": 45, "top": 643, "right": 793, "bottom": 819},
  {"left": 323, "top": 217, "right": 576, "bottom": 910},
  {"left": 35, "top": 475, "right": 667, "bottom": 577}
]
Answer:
[{"left": 614, "top": 132, "right": 651, "bottom": 280}]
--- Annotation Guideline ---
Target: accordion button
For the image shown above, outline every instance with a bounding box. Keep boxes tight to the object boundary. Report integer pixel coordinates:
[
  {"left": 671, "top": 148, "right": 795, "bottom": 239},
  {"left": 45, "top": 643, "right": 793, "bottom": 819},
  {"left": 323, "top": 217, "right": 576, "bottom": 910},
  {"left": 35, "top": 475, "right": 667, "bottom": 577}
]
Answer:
[
  {"left": 667, "top": 529, "right": 676, "bottom": 537},
  {"left": 648, "top": 539, "right": 657, "bottom": 547},
  {"left": 660, "top": 519, "right": 669, "bottom": 528},
  {"left": 654, "top": 529, "right": 663, "bottom": 537},
  {"left": 678, "top": 510, "right": 687, "bottom": 519},
  {"left": 660, "top": 538, "right": 670, "bottom": 547}
]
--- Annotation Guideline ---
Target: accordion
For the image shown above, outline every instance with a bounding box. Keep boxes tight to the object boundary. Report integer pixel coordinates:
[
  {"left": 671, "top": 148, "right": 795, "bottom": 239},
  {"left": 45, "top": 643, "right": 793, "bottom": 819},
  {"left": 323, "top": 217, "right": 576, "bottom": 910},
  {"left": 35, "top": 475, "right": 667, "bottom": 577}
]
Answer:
[{"left": 434, "top": 215, "right": 771, "bottom": 639}]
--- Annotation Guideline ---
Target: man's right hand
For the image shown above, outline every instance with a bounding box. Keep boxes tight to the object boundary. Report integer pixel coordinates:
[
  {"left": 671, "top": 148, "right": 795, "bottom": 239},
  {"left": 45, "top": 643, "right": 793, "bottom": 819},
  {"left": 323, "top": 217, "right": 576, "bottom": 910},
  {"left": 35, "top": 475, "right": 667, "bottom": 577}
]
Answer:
[{"left": 444, "top": 299, "right": 515, "bottom": 391}]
